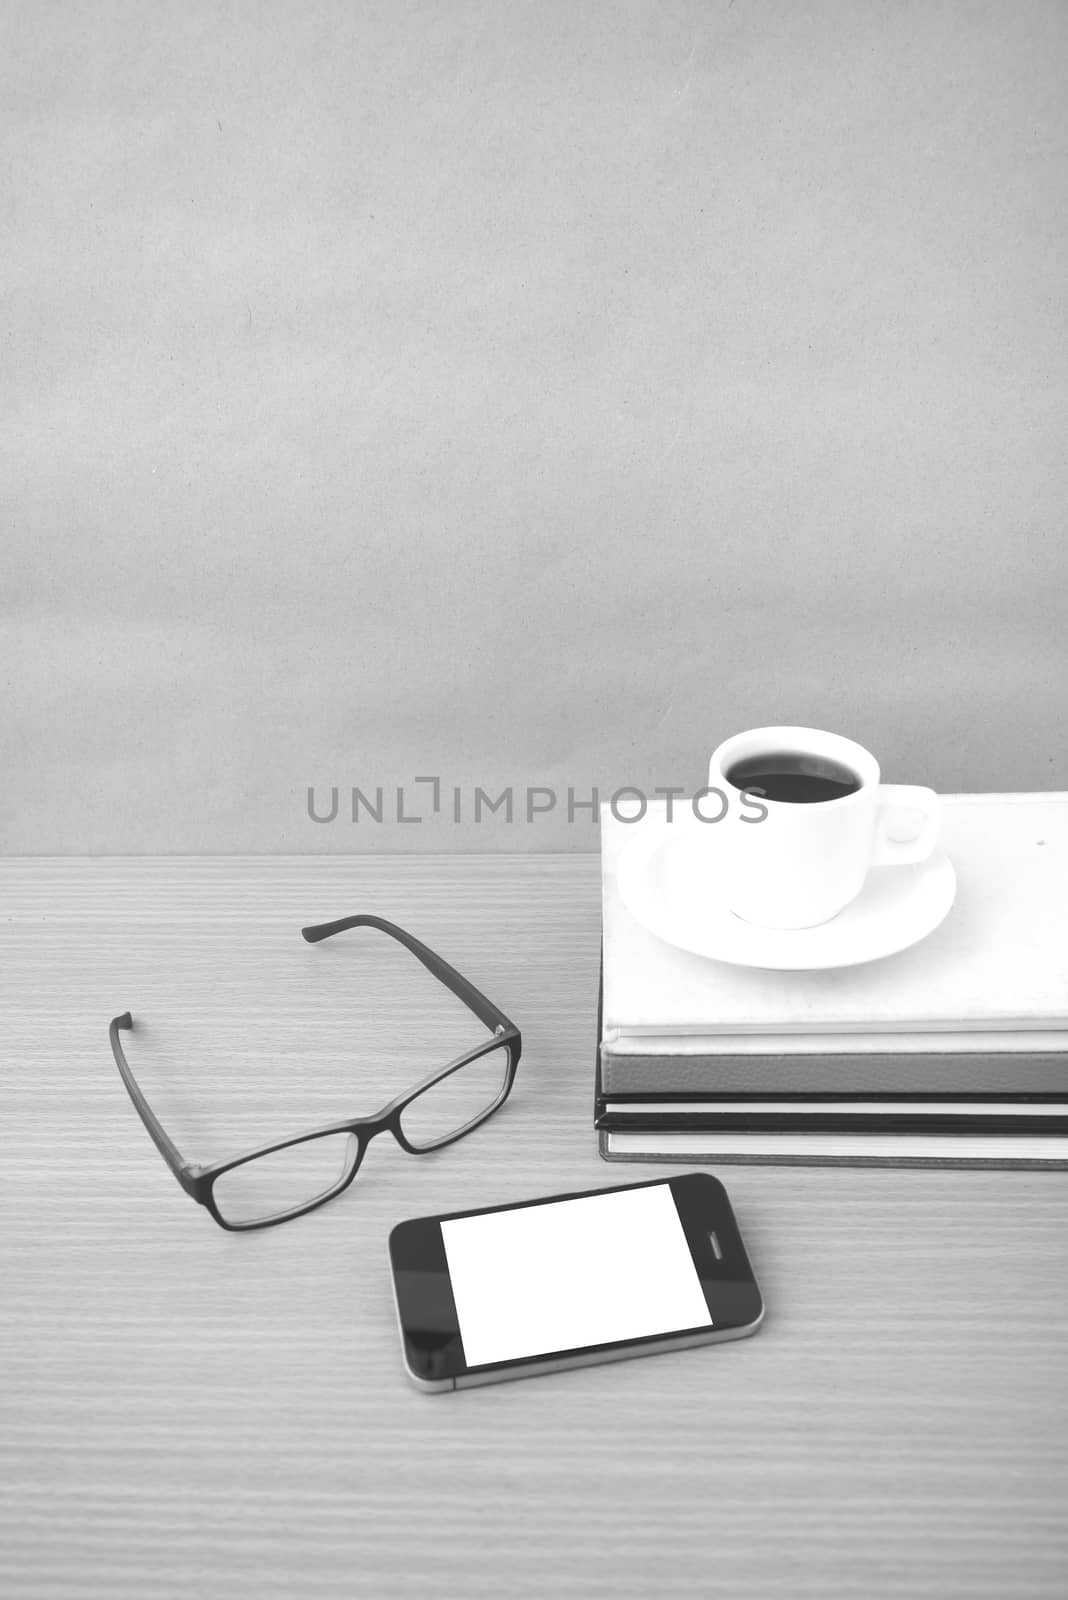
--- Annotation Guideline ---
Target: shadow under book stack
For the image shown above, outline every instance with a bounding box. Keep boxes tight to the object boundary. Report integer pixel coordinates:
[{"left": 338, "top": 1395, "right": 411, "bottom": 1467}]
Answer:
[{"left": 595, "top": 795, "right": 1068, "bottom": 1168}]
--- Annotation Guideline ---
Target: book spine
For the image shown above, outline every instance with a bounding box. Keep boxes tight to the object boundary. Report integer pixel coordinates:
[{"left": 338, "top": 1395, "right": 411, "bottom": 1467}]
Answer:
[
  {"left": 597, "top": 1136, "right": 1068, "bottom": 1171},
  {"left": 597, "top": 1107, "right": 1068, "bottom": 1136},
  {"left": 600, "top": 1051, "right": 1068, "bottom": 1097}
]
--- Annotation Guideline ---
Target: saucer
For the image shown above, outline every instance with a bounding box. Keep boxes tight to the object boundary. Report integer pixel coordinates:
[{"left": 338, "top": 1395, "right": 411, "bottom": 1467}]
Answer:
[{"left": 615, "top": 820, "right": 957, "bottom": 970}]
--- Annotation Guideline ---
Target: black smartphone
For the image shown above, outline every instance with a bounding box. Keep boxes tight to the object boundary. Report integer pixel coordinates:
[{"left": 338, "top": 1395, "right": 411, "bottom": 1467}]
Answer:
[{"left": 388, "top": 1172, "right": 764, "bottom": 1392}]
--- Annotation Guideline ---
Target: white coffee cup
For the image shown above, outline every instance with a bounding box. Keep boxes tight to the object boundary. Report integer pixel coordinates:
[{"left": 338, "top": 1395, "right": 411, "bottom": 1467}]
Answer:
[{"left": 706, "top": 726, "right": 940, "bottom": 930}]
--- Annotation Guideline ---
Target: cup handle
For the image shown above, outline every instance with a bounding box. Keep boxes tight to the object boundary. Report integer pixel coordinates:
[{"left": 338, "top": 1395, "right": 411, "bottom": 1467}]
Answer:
[{"left": 871, "top": 785, "right": 940, "bottom": 865}]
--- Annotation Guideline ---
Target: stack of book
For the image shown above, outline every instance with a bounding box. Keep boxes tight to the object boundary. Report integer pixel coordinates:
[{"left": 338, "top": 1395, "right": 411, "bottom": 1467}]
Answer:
[{"left": 595, "top": 794, "right": 1068, "bottom": 1167}]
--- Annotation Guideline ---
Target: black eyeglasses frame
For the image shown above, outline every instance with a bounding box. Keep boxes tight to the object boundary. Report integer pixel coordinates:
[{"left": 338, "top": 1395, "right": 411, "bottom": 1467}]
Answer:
[{"left": 108, "top": 913, "right": 522, "bottom": 1231}]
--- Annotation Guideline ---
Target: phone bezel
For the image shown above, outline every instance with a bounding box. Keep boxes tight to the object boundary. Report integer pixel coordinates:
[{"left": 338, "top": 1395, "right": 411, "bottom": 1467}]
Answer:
[{"left": 388, "top": 1172, "right": 763, "bottom": 1391}]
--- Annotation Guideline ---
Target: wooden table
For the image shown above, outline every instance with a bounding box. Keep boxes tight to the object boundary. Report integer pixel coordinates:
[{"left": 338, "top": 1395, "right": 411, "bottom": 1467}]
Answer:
[{"left": 4, "top": 857, "right": 1067, "bottom": 1598}]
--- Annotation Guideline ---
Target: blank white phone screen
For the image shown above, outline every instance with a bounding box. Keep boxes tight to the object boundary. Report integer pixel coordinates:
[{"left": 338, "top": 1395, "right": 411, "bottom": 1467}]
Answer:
[{"left": 440, "top": 1183, "right": 712, "bottom": 1368}]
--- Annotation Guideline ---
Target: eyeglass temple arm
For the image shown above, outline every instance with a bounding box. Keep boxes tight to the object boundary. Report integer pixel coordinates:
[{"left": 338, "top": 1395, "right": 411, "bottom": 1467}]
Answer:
[
  {"left": 108, "top": 1014, "right": 198, "bottom": 1195},
  {"left": 300, "top": 914, "right": 515, "bottom": 1036}
]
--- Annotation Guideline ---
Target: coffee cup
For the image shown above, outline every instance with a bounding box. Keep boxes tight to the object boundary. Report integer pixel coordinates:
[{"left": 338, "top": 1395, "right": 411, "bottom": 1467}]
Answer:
[{"left": 706, "top": 726, "right": 940, "bottom": 930}]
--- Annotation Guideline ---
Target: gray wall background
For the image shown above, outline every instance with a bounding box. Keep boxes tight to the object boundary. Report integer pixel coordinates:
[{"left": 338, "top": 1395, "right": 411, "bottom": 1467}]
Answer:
[{"left": 4, "top": 1, "right": 1066, "bottom": 854}]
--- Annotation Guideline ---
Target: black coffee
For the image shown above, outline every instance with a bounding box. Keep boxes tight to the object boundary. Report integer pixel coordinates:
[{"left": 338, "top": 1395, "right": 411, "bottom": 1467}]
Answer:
[{"left": 725, "top": 750, "right": 861, "bottom": 804}]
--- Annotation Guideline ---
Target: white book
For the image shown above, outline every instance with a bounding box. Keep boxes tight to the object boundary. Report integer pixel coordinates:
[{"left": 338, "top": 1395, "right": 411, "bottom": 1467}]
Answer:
[
  {"left": 601, "top": 793, "right": 1068, "bottom": 1043},
  {"left": 602, "top": 1129, "right": 1068, "bottom": 1166},
  {"left": 602, "top": 1100, "right": 1068, "bottom": 1116},
  {"left": 605, "top": 1030, "right": 1068, "bottom": 1056}
]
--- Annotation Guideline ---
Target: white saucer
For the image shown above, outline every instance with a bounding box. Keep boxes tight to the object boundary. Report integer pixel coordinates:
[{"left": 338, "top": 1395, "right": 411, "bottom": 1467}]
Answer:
[{"left": 616, "top": 819, "right": 957, "bottom": 970}]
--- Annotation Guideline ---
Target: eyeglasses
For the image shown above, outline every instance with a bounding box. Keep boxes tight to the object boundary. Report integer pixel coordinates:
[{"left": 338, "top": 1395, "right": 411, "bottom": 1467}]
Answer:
[{"left": 108, "top": 913, "right": 522, "bottom": 1231}]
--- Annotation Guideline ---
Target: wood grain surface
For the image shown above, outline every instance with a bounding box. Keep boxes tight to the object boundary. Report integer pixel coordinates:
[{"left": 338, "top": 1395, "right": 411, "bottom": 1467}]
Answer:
[{"left": 3, "top": 856, "right": 1067, "bottom": 1599}]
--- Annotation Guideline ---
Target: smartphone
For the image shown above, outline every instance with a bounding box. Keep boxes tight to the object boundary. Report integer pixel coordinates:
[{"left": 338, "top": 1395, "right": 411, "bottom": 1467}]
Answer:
[{"left": 388, "top": 1172, "right": 763, "bottom": 1392}]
